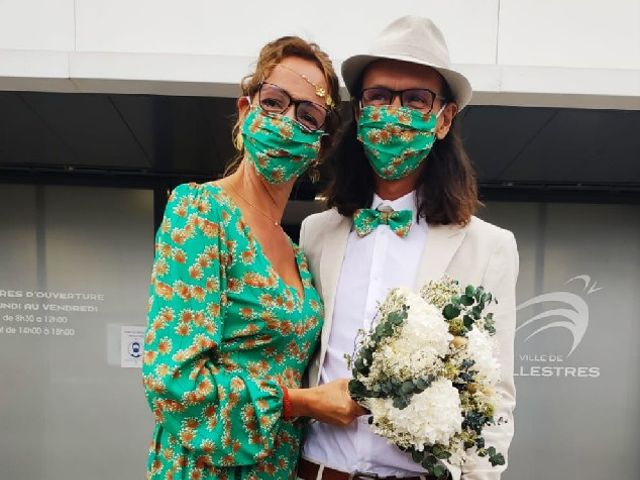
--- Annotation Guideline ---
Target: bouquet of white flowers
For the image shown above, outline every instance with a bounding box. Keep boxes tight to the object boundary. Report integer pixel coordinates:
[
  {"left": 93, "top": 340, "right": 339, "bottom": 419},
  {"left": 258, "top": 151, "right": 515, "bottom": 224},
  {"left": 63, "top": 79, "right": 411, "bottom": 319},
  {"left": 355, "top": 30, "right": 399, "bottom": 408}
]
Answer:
[{"left": 346, "top": 279, "right": 505, "bottom": 479}]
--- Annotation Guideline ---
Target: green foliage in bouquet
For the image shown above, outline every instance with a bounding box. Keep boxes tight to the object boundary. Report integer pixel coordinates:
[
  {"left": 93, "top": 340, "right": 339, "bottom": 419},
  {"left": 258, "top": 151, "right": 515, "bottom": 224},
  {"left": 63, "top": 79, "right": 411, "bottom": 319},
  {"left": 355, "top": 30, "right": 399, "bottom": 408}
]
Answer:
[{"left": 441, "top": 284, "right": 496, "bottom": 335}]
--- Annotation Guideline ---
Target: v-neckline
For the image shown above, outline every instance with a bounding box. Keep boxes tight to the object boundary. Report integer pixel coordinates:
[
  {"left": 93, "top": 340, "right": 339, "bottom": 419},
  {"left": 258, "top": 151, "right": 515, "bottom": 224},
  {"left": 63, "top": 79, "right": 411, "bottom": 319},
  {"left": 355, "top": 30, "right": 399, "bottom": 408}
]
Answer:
[{"left": 209, "top": 183, "right": 307, "bottom": 306}]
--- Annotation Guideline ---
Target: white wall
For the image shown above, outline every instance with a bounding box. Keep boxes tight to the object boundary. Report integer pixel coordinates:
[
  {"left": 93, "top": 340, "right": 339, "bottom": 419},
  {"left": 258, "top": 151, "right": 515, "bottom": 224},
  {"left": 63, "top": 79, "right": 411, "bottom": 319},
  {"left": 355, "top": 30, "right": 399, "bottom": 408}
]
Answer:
[{"left": 0, "top": 0, "right": 639, "bottom": 108}]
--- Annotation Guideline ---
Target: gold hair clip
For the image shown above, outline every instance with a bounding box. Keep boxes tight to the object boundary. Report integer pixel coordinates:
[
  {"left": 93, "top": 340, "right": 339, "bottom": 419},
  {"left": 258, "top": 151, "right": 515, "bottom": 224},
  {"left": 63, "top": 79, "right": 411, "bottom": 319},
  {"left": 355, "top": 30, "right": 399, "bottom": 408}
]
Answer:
[{"left": 277, "top": 64, "right": 334, "bottom": 108}]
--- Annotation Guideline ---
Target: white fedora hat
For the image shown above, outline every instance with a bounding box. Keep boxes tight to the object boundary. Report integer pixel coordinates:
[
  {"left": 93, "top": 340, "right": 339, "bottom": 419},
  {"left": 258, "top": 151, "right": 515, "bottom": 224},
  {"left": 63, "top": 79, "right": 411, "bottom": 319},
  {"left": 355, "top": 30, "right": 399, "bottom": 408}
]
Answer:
[{"left": 341, "top": 15, "right": 472, "bottom": 110}]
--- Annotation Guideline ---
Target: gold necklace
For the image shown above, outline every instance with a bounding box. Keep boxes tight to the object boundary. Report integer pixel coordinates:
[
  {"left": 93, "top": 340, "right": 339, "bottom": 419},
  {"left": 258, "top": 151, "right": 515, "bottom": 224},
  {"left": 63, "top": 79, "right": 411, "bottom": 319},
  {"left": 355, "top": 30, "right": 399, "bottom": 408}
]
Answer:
[{"left": 228, "top": 183, "right": 282, "bottom": 227}]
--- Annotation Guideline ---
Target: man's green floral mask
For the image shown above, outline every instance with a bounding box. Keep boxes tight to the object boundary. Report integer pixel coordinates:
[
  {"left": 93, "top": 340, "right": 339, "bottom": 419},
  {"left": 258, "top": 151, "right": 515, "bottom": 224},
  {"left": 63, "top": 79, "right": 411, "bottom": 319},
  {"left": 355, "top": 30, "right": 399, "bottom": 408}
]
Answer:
[{"left": 357, "top": 105, "right": 443, "bottom": 180}]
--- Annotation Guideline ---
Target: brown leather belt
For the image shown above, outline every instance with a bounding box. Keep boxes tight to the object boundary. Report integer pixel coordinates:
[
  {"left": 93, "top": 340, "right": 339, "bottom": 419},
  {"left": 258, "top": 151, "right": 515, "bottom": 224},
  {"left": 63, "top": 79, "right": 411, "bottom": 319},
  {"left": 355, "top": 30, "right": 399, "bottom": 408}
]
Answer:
[{"left": 297, "top": 458, "right": 435, "bottom": 480}]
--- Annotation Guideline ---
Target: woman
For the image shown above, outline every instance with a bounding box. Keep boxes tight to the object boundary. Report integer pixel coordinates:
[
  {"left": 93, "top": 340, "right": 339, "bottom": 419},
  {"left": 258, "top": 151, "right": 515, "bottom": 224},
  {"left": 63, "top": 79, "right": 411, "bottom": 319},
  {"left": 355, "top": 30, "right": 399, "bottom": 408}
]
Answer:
[{"left": 142, "top": 36, "right": 362, "bottom": 480}]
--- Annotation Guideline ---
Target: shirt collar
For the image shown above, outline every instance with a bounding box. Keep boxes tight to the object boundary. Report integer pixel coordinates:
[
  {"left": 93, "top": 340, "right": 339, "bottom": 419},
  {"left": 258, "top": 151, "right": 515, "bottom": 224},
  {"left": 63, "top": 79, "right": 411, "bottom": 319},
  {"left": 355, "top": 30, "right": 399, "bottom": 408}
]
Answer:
[{"left": 372, "top": 190, "right": 419, "bottom": 223}]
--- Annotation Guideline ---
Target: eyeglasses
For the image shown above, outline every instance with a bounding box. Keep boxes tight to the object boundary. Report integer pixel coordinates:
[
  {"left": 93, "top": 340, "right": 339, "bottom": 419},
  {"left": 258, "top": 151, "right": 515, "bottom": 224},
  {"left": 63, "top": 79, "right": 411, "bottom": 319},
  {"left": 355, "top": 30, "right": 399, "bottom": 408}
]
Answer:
[
  {"left": 257, "top": 82, "right": 330, "bottom": 132},
  {"left": 360, "top": 87, "right": 448, "bottom": 112}
]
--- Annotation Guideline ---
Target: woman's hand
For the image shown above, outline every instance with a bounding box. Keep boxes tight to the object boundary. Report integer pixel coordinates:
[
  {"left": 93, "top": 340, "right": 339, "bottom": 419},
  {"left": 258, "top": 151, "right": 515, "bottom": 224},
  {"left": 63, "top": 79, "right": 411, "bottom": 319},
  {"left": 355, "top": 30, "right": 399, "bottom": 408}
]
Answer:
[{"left": 288, "top": 379, "right": 367, "bottom": 426}]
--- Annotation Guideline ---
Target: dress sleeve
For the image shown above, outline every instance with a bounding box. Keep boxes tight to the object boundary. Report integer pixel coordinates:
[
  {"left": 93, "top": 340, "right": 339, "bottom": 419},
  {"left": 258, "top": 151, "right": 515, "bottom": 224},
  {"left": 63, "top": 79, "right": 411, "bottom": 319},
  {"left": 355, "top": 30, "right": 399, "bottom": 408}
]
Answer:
[
  {"left": 461, "top": 230, "right": 519, "bottom": 480},
  {"left": 142, "top": 183, "right": 284, "bottom": 468}
]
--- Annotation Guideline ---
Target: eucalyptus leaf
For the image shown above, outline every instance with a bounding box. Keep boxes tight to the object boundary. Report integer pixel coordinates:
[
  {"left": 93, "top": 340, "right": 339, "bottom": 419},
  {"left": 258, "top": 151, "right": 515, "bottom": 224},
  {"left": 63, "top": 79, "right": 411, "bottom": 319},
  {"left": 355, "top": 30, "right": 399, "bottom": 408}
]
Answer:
[
  {"left": 487, "top": 446, "right": 506, "bottom": 466},
  {"left": 400, "top": 381, "right": 415, "bottom": 395},
  {"left": 412, "top": 449, "right": 424, "bottom": 463},
  {"left": 392, "top": 396, "right": 410, "bottom": 409},
  {"left": 432, "top": 464, "right": 447, "bottom": 478},
  {"left": 460, "top": 295, "right": 474, "bottom": 306},
  {"left": 415, "top": 378, "right": 429, "bottom": 390},
  {"left": 432, "top": 444, "right": 452, "bottom": 459},
  {"left": 348, "top": 379, "right": 366, "bottom": 398},
  {"left": 443, "top": 304, "right": 461, "bottom": 320},
  {"left": 421, "top": 453, "right": 437, "bottom": 468}
]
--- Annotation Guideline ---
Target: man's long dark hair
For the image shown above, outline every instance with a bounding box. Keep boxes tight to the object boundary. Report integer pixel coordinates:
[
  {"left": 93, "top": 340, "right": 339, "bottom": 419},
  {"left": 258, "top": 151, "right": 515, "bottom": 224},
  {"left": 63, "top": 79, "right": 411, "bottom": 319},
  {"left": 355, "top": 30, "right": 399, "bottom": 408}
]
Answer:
[{"left": 323, "top": 101, "right": 480, "bottom": 226}]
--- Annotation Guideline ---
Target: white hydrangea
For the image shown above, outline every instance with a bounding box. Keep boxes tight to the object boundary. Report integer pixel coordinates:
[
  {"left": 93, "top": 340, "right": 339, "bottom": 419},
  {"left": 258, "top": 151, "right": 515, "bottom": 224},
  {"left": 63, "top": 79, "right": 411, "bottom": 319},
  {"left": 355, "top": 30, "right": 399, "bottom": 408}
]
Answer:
[
  {"left": 466, "top": 327, "right": 501, "bottom": 386},
  {"left": 373, "top": 288, "right": 451, "bottom": 380},
  {"left": 368, "top": 379, "right": 463, "bottom": 448}
]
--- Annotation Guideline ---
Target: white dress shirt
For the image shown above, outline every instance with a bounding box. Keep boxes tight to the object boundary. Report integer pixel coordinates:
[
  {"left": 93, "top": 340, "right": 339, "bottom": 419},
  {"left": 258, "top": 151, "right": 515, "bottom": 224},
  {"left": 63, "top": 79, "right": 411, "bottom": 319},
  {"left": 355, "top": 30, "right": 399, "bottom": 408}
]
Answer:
[{"left": 303, "top": 190, "right": 430, "bottom": 476}]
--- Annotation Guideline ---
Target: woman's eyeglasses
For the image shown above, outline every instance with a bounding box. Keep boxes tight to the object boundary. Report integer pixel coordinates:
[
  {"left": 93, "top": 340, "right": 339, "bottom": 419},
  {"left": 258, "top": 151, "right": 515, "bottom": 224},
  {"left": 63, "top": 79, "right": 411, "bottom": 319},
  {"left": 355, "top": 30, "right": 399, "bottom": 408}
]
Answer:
[
  {"left": 360, "top": 87, "right": 447, "bottom": 112},
  {"left": 258, "top": 82, "right": 329, "bottom": 132}
]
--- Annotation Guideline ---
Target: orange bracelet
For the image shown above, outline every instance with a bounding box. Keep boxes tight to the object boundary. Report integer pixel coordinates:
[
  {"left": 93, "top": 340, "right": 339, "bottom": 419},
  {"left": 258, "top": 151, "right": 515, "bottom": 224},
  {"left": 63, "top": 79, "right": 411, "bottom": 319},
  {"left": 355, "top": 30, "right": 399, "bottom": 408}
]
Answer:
[{"left": 282, "top": 386, "right": 293, "bottom": 420}]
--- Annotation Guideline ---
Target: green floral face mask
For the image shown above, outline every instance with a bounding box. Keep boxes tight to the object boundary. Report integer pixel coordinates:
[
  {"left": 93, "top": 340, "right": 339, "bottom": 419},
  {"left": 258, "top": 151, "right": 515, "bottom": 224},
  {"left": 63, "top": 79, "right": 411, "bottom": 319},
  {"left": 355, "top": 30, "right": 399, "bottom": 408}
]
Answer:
[
  {"left": 241, "top": 105, "right": 322, "bottom": 184},
  {"left": 357, "top": 105, "right": 442, "bottom": 180}
]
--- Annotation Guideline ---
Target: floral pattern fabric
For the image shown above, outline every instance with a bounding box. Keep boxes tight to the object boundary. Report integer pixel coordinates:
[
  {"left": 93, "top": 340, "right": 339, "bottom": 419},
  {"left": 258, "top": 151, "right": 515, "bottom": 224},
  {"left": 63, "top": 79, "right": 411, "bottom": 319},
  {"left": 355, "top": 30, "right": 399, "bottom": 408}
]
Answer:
[
  {"left": 242, "top": 106, "right": 322, "bottom": 185},
  {"left": 357, "top": 105, "right": 438, "bottom": 180},
  {"left": 142, "top": 182, "right": 323, "bottom": 480},
  {"left": 352, "top": 207, "right": 413, "bottom": 238}
]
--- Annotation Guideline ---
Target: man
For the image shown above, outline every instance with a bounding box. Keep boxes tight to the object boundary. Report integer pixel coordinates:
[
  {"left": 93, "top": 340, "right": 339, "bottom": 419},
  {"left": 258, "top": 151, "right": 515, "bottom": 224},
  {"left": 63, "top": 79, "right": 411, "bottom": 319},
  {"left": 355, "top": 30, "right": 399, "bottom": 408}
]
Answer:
[{"left": 298, "top": 16, "right": 519, "bottom": 480}]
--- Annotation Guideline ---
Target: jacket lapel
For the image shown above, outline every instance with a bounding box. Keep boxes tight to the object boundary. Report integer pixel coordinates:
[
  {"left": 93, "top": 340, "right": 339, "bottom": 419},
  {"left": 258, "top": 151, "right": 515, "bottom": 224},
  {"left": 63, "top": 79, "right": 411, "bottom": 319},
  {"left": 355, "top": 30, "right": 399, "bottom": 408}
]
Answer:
[
  {"left": 415, "top": 222, "right": 468, "bottom": 288},
  {"left": 315, "top": 215, "right": 351, "bottom": 385}
]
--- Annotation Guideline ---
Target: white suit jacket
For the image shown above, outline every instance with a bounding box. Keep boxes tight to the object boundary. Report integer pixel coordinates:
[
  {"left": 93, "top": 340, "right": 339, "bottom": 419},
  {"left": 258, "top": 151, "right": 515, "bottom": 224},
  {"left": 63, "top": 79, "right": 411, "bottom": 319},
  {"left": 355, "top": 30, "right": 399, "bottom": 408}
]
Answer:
[{"left": 299, "top": 208, "right": 519, "bottom": 480}]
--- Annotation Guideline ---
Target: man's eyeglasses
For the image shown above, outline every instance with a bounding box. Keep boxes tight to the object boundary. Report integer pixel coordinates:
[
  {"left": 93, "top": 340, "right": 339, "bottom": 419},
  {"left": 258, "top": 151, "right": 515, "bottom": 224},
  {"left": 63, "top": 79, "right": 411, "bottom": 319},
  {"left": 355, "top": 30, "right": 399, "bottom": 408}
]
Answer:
[
  {"left": 360, "top": 87, "right": 447, "bottom": 113},
  {"left": 258, "top": 82, "right": 329, "bottom": 132}
]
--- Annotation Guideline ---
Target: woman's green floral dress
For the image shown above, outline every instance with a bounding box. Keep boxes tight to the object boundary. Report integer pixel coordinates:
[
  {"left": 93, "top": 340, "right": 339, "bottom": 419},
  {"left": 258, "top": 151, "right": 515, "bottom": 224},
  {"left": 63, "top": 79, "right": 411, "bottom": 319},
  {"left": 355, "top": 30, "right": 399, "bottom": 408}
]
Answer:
[{"left": 142, "top": 182, "right": 323, "bottom": 480}]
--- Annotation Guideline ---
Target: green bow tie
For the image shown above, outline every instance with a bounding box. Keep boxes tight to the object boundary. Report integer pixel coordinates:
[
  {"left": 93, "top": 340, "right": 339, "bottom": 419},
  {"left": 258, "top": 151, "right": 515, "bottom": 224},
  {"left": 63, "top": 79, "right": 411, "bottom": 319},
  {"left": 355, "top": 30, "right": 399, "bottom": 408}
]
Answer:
[{"left": 353, "top": 207, "right": 413, "bottom": 238}]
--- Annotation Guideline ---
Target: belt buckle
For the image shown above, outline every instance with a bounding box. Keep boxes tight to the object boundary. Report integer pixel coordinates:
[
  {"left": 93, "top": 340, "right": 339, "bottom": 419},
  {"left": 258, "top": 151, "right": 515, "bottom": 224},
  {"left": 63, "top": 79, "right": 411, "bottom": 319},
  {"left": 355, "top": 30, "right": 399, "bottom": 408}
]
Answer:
[{"left": 348, "top": 472, "right": 380, "bottom": 480}]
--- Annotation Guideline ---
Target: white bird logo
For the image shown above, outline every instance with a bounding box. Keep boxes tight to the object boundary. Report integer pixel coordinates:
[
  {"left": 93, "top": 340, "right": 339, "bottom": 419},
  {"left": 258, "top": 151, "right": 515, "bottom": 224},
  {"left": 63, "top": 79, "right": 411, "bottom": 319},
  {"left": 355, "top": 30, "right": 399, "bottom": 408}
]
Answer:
[{"left": 516, "top": 275, "right": 601, "bottom": 357}]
